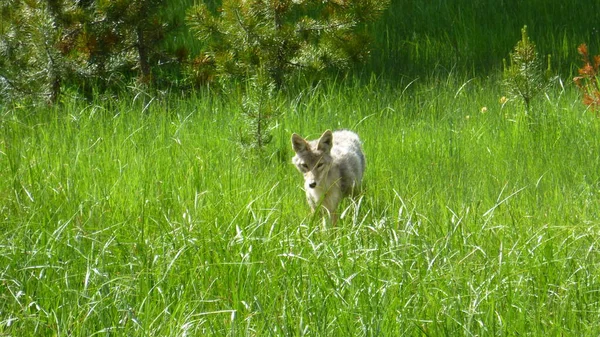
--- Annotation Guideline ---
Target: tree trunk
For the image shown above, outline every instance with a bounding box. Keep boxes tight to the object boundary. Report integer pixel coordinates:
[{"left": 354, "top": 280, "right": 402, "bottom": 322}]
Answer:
[{"left": 136, "top": 25, "right": 151, "bottom": 83}]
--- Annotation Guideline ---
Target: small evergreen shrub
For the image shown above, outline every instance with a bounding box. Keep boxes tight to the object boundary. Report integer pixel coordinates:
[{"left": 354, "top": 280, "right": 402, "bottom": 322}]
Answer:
[
  {"left": 186, "top": 0, "right": 390, "bottom": 90},
  {"left": 502, "top": 25, "right": 553, "bottom": 115},
  {"left": 239, "top": 70, "right": 281, "bottom": 154}
]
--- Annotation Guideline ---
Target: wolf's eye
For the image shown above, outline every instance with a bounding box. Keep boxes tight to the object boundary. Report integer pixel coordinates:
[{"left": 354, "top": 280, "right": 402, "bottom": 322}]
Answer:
[
  {"left": 301, "top": 163, "right": 309, "bottom": 169},
  {"left": 316, "top": 162, "right": 324, "bottom": 169}
]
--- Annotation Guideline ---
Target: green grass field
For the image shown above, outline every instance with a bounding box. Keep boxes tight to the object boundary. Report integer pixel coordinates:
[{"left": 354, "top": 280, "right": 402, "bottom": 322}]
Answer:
[
  {"left": 3, "top": 0, "right": 600, "bottom": 335},
  {"left": 2, "top": 76, "right": 600, "bottom": 335}
]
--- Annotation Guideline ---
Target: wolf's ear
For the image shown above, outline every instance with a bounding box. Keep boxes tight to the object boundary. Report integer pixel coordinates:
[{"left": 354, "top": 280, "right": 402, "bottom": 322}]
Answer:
[
  {"left": 317, "top": 130, "right": 333, "bottom": 152},
  {"left": 291, "top": 133, "right": 308, "bottom": 153}
]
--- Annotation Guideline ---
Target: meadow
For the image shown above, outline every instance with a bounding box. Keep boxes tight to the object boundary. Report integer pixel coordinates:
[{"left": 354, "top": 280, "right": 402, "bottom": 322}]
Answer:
[
  {"left": 2, "top": 0, "right": 600, "bottom": 336},
  {"left": 2, "top": 76, "right": 600, "bottom": 336}
]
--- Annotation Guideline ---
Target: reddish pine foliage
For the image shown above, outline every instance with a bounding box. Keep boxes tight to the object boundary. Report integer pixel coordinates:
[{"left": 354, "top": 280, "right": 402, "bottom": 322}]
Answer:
[{"left": 574, "top": 43, "right": 600, "bottom": 111}]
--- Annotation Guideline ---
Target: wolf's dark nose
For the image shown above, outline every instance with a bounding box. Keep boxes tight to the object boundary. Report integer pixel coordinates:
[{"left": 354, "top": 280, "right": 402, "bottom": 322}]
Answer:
[{"left": 309, "top": 182, "right": 317, "bottom": 188}]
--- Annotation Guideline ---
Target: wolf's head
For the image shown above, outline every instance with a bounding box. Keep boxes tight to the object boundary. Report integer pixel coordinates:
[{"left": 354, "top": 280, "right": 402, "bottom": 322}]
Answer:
[{"left": 291, "top": 130, "right": 333, "bottom": 189}]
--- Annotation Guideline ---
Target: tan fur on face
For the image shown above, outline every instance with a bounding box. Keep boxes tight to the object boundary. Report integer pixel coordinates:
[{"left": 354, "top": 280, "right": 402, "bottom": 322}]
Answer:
[{"left": 292, "top": 130, "right": 365, "bottom": 224}]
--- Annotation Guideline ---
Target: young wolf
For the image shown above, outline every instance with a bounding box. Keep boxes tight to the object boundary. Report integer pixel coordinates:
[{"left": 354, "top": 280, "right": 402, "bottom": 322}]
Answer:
[{"left": 291, "top": 130, "right": 365, "bottom": 224}]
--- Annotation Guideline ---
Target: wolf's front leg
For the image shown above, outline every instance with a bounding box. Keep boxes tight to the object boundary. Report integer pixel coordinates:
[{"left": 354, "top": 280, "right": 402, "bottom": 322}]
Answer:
[
  {"left": 322, "top": 192, "right": 342, "bottom": 226},
  {"left": 330, "top": 211, "right": 339, "bottom": 226}
]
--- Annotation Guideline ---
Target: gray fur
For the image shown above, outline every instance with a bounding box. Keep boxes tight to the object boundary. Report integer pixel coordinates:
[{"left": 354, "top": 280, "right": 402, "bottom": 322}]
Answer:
[{"left": 291, "top": 129, "right": 365, "bottom": 224}]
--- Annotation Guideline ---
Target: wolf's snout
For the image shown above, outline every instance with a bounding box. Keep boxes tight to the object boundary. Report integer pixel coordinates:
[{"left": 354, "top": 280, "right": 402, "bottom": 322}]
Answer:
[{"left": 308, "top": 182, "right": 317, "bottom": 188}]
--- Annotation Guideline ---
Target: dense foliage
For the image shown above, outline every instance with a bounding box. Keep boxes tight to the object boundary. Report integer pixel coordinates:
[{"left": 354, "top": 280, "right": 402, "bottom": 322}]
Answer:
[
  {"left": 0, "top": 0, "right": 171, "bottom": 104},
  {"left": 2, "top": 0, "right": 599, "bottom": 106},
  {"left": 0, "top": 0, "right": 389, "bottom": 104},
  {"left": 186, "top": 0, "right": 390, "bottom": 89}
]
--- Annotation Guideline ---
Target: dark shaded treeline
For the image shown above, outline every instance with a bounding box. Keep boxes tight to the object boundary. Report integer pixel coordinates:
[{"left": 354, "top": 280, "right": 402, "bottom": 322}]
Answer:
[{"left": 0, "top": 0, "right": 598, "bottom": 105}]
